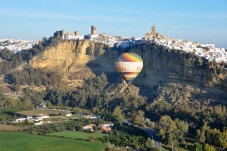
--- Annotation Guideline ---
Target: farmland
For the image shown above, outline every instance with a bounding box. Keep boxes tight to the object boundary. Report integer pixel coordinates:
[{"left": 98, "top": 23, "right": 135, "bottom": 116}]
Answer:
[
  {"left": 49, "top": 131, "right": 106, "bottom": 140},
  {"left": 0, "top": 132, "right": 106, "bottom": 151},
  {"left": 0, "top": 125, "right": 23, "bottom": 131}
]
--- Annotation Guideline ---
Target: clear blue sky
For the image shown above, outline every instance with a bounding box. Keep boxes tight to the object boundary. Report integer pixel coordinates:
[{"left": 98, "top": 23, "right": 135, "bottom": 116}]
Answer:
[{"left": 0, "top": 0, "right": 227, "bottom": 48}]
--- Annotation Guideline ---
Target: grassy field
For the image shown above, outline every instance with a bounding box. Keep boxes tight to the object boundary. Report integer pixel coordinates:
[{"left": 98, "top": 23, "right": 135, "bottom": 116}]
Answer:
[
  {"left": 50, "top": 131, "right": 106, "bottom": 140},
  {"left": 0, "top": 125, "right": 23, "bottom": 131},
  {"left": 17, "top": 109, "right": 68, "bottom": 116},
  {"left": 0, "top": 132, "right": 106, "bottom": 151},
  {"left": 68, "top": 114, "right": 81, "bottom": 119}
]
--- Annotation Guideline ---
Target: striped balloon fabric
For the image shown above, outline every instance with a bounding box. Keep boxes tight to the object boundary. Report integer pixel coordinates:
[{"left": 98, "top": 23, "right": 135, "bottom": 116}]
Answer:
[{"left": 115, "top": 53, "right": 143, "bottom": 84}]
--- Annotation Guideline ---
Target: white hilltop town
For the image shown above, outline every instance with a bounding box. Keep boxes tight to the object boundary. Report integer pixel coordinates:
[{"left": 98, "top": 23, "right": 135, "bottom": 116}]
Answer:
[
  {"left": 1, "top": 25, "right": 227, "bottom": 63},
  {"left": 53, "top": 25, "right": 227, "bottom": 63},
  {"left": 0, "top": 39, "right": 38, "bottom": 53}
]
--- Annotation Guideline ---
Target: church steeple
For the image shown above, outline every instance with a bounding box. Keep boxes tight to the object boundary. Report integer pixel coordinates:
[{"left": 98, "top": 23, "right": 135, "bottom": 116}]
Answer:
[{"left": 151, "top": 25, "right": 156, "bottom": 35}]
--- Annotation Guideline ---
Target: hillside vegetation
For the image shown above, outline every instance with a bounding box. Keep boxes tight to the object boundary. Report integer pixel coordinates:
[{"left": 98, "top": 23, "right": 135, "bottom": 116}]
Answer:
[{"left": 0, "top": 37, "right": 226, "bottom": 150}]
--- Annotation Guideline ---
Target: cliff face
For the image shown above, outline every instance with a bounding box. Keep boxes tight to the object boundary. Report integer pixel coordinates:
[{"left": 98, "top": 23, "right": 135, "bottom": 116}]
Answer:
[
  {"left": 30, "top": 41, "right": 74, "bottom": 72},
  {"left": 29, "top": 40, "right": 106, "bottom": 75},
  {"left": 130, "top": 44, "right": 227, "bottom": 90},
  {"left": 29, "top": 40, "right": 227, "bottom": 90}
]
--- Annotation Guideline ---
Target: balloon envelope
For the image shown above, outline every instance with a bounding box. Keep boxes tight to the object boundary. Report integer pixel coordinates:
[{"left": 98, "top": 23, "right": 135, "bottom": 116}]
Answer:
[{"left": 115, "top": 53, "right": 143, "bottom": 84}]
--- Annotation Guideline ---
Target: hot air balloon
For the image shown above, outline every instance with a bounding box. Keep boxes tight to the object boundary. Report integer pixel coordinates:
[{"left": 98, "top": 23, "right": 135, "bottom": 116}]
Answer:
[{"left": 115, "top": 53, "right": 143, "bottom": 84}]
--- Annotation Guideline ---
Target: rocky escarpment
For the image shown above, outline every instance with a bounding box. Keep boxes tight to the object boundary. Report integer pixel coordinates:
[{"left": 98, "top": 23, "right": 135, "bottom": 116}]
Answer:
[
  {"left": 29, "top": 40, "right": 106, "bottom": 76},
  {"left": 29, "top": 40, "right": 227, "bottom": 91},
  {"left": 130, "top": 43, "right": 227, "bottom": 90}
]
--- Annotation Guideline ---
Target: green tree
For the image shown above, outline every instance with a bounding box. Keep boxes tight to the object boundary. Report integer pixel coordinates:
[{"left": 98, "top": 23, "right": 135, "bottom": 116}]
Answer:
[
  {"left": 158, "top": 115, "right": 188, "bottom": 146},
  {"left": 0, "top": 48, "right": 14, "bottom": 60},
  {"left": 73, "top": 107, "right": 81, "bottom": 114},
  {"left": 194, "top": 143, "right": 203, "bottom": 151},
  {"left": 113, "top": 106, "right": 124, "bottom": 121},
  {"left": 204, "top": 144, "right": 216, "bottom": 151},
  {"left": 196, "top": 124, "right": 227, "bottom": 149},
  {"left": 132, "top": 110, "right": 145, "bottom": 127},
  {"left": 218, "top": 130, "right": 227, "bottom": 150},
  {"left": 24, "top": 99, "right": 33, "bottom": 109},
  {"left": 145, "top": 138, "right": 154, "bottom": 150},
  {"left": 79, "top": 95, "right": 87, "bottom": 107},
  {"left": 196, "top": 129, "right": 206, "bottom": 144},
  {"left": 86, "top": 47, "right": 92, "bottom": 55},
  {"left": 158, "top": 115, "right": 176, "bottom": 145},
  {"left": 174, "top": 119, "right": 188, "bottom": 144},
  {"left": 46, "top": 101, "right": 52, "bottom": 108}
]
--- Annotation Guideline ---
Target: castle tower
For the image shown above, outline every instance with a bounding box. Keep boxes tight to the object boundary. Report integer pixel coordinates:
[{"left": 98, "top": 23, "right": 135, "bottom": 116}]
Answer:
[
  {"left": 75, "top": 31, "right": 80, "bottom": 36},
  {"left": 62, "top": 29, "right": 66, "bottom": 35},
  {"left": 91, "top": 25, "right": 96, "bottom": 35},
  {"left": 151, "top": 25, "right": 156, "bottom": 35}
]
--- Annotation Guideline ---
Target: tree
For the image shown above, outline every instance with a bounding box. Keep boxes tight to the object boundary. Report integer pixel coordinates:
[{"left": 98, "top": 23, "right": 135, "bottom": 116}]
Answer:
[
  {"left": 0, "top": 48, "right": 13, "bottom": 60},
  {"left": 194, "top": 143, "right": 203, "bottom": 151},
  {"left": 113, "top": 106, "right": 124, "bottom": 121},
  {"left": 86, "top": 47, "right": 92, "bottom": 55},
  {"left": 22, "top": 99, "right": 33, "bottom": 109},
  {"left": 196, "top": 124, "right": 227, "bottom": 149},
  {"left": 79, "top": 95, "right": 87, "bottom": 108},
  {"left": 158, "top": 115, "right": 189, "bottom": 146},
  {"left": 196, "top": 129, "right": 206, "bottom": 144},
  {"left": 46, "top": 101, "right": 52, "bottom": 108},
  {"left": 218, "top": 130, "right": 227, "bottom": 150},
  {"left": 204, "top": 144, "right": 216, "bottom": 151},
  {"left": 132, "top": 110, "right": 145, "bottom": 127},
  {"left": 73, "top": 107, "right": 81, "bottom": 114},
  {"left": 145, "top": 138, "right": 154, "bottom": 150},
  {"left": 158, "top": 115, "right": 176, "bottom": 145}
]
